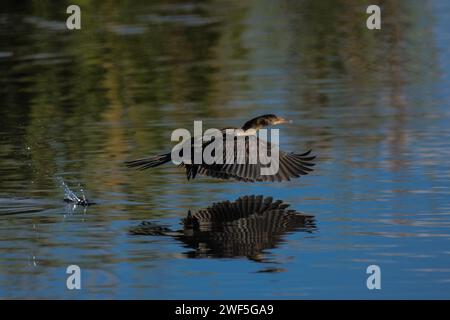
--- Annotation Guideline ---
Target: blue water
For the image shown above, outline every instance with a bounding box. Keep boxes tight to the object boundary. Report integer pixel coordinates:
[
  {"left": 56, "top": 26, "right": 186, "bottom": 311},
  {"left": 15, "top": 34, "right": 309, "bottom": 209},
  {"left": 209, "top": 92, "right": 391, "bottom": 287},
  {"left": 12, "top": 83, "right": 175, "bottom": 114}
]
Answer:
[{"left": 0, "top": 0, "right": 450, "bottom": 299}]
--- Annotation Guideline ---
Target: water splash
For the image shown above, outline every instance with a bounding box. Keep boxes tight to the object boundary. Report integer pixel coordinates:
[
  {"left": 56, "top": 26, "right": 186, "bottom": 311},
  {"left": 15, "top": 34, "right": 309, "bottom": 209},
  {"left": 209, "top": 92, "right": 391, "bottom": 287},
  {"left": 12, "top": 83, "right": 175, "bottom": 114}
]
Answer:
[{"left": 58, "top": 178, "right": 94, "bottom": 206}]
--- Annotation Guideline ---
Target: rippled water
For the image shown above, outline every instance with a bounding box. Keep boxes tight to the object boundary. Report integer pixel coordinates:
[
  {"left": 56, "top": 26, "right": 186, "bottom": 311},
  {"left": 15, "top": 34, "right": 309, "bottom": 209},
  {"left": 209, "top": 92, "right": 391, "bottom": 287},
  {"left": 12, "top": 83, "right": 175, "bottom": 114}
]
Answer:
[{"left": 1, "top": 0, "right": 450, "bottom": 299}]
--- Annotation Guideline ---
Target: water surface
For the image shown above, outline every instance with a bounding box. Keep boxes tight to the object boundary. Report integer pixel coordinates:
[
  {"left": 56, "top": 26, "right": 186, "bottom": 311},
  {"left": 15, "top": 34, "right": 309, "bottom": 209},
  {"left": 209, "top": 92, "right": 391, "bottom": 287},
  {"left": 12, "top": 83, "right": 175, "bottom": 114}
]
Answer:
[{"left": 1, "top": 0, "right": 450, "bottom": 299}]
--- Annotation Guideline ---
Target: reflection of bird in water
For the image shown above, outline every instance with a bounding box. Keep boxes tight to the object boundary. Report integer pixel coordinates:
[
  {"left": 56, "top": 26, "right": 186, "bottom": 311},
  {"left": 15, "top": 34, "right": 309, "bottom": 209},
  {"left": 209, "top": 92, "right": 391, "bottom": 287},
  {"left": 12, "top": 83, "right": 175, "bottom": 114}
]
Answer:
[
  {"left": 125, "top": 114, "right": 315, "bottom": 182},
  {"left": 129, "top": 195, "right": 316, "bottom": 262}
]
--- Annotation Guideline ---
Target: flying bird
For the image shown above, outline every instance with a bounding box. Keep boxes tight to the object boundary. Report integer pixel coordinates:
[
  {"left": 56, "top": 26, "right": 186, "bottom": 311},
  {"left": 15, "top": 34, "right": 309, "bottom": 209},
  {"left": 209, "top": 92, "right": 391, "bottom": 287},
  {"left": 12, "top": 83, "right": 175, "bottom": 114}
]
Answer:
[{"left": 125, "top": 114, "right": 315, "bottom": 182}]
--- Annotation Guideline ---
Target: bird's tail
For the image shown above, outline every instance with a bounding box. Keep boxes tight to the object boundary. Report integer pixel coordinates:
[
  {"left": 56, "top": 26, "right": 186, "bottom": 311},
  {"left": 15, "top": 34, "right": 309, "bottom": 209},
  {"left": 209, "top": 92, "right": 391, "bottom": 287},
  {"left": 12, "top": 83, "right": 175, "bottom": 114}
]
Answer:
[{"left": 125, "top": 153, "right": 172, "bottom": 170}]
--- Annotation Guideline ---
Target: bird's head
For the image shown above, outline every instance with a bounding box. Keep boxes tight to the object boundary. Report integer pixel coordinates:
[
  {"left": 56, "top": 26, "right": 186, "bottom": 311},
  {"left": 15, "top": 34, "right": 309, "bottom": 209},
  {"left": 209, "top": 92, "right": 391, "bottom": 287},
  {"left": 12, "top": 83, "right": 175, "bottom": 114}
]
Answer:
[{"left": 241, "top": 114, "right": 292, "bottom": 131}]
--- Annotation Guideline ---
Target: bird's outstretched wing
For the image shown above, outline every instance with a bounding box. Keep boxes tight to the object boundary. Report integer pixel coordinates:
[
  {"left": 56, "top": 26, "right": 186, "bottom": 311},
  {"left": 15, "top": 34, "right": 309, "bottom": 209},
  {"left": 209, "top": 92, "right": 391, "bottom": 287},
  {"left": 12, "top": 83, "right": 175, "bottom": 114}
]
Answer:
[{"left": 190, "top": 136, "right": 315, "bottom": 182}]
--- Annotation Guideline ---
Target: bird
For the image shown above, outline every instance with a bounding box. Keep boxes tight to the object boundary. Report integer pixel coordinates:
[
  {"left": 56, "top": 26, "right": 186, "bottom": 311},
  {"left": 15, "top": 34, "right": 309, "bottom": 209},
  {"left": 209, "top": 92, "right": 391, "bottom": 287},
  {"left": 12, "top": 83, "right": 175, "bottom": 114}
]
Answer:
[
  {"left": 129, "top": 195, "right": 316, "bottom": 261},
  {"left": 125, "top": 114, "right": 315, "bottom": 182}
]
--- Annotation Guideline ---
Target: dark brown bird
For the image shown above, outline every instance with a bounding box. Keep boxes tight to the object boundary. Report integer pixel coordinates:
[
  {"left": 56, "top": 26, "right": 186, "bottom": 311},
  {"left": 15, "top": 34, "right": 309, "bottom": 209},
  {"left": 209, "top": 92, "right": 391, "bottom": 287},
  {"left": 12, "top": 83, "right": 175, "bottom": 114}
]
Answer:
[
  {"left": 129, "top": 195, "right": 316, "bottom": 261},
  {"left": 125, "top": 114, "right": 315, "bottom": 182}
]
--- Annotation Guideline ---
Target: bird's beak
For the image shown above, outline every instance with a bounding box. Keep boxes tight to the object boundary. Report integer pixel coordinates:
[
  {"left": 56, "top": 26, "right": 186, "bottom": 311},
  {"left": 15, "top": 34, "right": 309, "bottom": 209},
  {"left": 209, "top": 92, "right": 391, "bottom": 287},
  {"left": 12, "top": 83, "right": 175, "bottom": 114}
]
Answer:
[{"left": 276, "top": 117, "right": 293, "bottom": 124}]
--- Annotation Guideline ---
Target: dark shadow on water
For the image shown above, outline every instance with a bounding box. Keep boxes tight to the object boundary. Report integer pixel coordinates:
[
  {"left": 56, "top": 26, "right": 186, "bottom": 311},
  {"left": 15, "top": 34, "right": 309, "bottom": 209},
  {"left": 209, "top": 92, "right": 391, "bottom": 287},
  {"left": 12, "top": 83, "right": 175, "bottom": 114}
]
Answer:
[
  {"left": 130, "top": 195, "right": 316, "bottom": 263},
  {"left": 0, "top": 197, "right": 54, "bottom": 216}
]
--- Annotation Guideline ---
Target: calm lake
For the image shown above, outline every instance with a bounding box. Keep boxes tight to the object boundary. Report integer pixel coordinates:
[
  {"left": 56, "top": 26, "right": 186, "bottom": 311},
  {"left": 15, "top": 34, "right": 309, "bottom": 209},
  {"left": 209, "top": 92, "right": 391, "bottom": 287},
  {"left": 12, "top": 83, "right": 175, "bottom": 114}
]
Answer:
[{"left": 1, "top": 0, "right": 450, "bottom": 299}]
